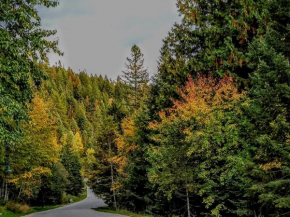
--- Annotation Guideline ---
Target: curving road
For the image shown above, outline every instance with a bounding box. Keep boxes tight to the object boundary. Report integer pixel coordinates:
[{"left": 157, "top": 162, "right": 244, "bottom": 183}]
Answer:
[{"left": 24, "top": 187, "right": 127, "bottom": 217}]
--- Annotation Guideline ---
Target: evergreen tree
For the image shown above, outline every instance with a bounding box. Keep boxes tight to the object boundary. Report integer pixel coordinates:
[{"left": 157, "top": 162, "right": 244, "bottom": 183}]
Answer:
[
  {"left": 36, "top": 162, "right": 69, "bottom": 205},
  {"left": 61, "top": 146, "right": 84, "bottom": 196},
  {"left": 241, "top": 29, "right": 290, "bottom": 216},
  {"left": 122, "top": 45, "right": 149, "bottom": 108},
  {"left": 148, "top": 0, "right": 270, "bottom": 114}
]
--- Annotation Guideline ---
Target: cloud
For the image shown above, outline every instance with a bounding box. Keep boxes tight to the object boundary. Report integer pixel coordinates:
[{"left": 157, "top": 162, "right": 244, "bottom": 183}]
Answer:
[{"left": 41, "top": 0, "right": 181, "bottom": 79}]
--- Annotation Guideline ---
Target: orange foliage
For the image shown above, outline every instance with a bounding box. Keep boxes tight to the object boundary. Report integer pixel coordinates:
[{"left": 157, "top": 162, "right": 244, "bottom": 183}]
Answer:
[{"left": 150, "top": 73, "right": 245, "bottom": 129}]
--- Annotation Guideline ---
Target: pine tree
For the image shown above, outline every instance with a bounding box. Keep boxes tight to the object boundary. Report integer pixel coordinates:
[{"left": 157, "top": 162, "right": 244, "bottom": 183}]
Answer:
[
  {"left": 61, "top": 146, "right": 84, "bottom": 196},
  {"left": 122, "top": 45, "right": 149, "bottom": 108},
  {"left": 241, "top": 28, "right": 290, "bottom": 216},
  {"left": 148, "top": 0, "right": 270, "bottom": 115}
]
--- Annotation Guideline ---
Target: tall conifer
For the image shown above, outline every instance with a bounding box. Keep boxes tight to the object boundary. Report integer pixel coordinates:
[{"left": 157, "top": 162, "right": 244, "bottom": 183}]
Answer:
[{"left": 122, "top": 45, "right": 149, "bottom": 108}]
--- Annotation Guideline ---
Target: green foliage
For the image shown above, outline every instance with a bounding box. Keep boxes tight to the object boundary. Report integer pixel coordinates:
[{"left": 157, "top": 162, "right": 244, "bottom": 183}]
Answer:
[
  {"left": 0, "top": 0, "right": 61, "bottom": 152},
  {"left": 34, "top": 162, "right": 69, "bottom": 205},
  {"left": 149, "top": 0, "right": 272, "bottom": 114},
  {"left": 61, "top": 147, "right": 83, "bottom": 196},
  {"left": 114, "top": 0, "right": 290, "bottom": 216},
  {"left": 147, "top": 75, "right": 250, "bottom": 216},
  {"left": 1, "top": 0, "right": 290, "bottom": 216},
  {"left": 241, "top": 28, "right": 290, "bottom": 216}
]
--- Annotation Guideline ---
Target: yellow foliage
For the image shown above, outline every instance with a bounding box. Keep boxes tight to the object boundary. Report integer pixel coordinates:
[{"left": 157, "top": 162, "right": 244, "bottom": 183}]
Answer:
[
  {"left": 114, "top": 117, "right": 137, "bottom": 175},
  {"left": 261, "top": 160, "right": 282, "bottom": 171},
  {"left": 111, "top": 180, "right": 123, "bottom": 191},
  {"left": 72, "top": 131, "right": 84, "bottom": 154},
  {"left": 86, "top": 148, "right": 96, "bottom": 165},
  {"left": 10, "top": 167, "right": 51, "bottom": 196},
  {"left": 10, "top": 95, "right": 60, "bottom": 195},
  {"left": 26, "top": 95, "right": 60, "bottom": 161},
  {"left": 115, "top": 117, "right": 137, "bottom": 153}
]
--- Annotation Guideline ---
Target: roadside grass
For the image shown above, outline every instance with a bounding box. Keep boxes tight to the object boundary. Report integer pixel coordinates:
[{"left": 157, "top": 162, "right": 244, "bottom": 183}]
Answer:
[
  {"left": 30, "top": 204, "right": 62, "bottom": 213},
  {"left": 0, "top": 187, "right": 88, "bottom": 217},
  {"left": 0, "top": 204, "right": 63, "bottom": 217},
  {"left": 94, "top": 207, "right": 153, "bottom": 217},
  {"left": 67, "top": 189, "right": 87, "bottom": 203}
]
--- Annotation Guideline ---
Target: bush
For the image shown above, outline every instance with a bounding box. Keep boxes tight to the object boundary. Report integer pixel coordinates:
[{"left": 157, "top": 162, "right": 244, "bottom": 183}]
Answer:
[
  {"left": 0, "top": 206, "right": 5, "bottom": 212},
  {"left": 61, "top": 192, "right": 69, "bottom": 204},
  {"left": 6, "top": 201, "right": 30, "bottom": 214}
]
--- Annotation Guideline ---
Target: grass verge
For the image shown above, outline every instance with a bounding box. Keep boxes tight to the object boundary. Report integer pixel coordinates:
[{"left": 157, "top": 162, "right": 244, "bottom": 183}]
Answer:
[
  {"left": 67, "top": 189, "right": 87, "bottom": 203},
  {"left": 94, "top": 207, "right": 153, "bottom": 217},
  {"left": 0, "top": 204, "right": 63, "bottom": 217},
  {"left": 0, "top": 187, "right": 88, "bottom": 217}
]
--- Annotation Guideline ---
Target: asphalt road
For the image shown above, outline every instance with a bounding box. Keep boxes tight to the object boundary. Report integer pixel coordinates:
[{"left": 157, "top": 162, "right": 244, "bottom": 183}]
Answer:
[{"left": 24, "top": 187, "right": 127, "bottom": 217}]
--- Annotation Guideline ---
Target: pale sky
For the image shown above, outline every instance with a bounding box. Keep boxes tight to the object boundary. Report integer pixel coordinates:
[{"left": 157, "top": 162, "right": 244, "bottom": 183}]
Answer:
[{"left": 39, "top": 0, "right": 181, "bottom": 80}]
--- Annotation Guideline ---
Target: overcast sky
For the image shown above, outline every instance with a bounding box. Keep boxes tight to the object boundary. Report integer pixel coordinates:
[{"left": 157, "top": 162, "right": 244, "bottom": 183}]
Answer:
[{"left": 39, "top": 0, "right": 181, "bottom": 80}]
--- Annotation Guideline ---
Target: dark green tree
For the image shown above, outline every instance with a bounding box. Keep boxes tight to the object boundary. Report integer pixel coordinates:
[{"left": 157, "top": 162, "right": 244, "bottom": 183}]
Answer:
[
  {"left": 36, "top": 162, "right": 69, "bottom": 206},
  {"left": 122, "top": 45, "right": 149, "bottom": 108},
  {"left": 148, "top": 0, "right": 269, "bottom": 114},
  {"left": 241, "top": 29, "right": 290, "bottom": 216},
  {"left": 61, "top": 146, "right": 84, "bottom": 196}
]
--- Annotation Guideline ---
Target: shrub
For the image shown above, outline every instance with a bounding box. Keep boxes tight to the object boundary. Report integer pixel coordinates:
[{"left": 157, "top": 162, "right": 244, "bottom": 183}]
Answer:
[{"left": 6, "top": 201, "right": 30, "bottom": 213}]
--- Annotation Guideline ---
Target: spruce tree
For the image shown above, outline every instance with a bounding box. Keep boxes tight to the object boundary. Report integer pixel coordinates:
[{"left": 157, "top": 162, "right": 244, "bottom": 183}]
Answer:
[
  {"left": 241, "top": 29, "right": 290, "bottom": 216},
  {"left": 122, "top": 45, "right": 149, "bottom": 108},
  {"left": 61, "top": 146, "right": 84, "bottom": 196},
  {"left": 148, "top": 0, "right": 269, "bottom": 114}
]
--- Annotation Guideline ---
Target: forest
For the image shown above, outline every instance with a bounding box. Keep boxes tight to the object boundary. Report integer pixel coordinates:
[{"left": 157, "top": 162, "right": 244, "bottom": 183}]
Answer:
[{"left": 0, "top": 0, "right": 290, "bottom": 216}]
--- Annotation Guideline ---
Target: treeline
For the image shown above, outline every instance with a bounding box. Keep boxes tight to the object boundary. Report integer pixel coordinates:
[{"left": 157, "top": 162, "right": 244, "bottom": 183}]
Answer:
[
  {"left": 88, "top": 0, "right": 290, "bottom": 217},
  {"left": 0, "top": 63, "right": 131, "bottom": 206}
]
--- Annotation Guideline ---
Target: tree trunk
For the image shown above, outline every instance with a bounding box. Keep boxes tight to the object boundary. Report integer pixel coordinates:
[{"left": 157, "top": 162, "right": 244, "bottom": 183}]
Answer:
[
  {"left": 4, "top": 180, "right": 8, "bottom": 202},
  {"left": 2, "top": 180, "right": 4, "bottom": 199},
  {"left": 134, "top": 70, "right": 137, "bottom": 108},
  {"left": 109, "top": 141, "right": 117, "bottom": 210},
  {"left": 17, "top": 186, "right": 22, "bottom": 199},
  {"left": 186, "top": 186, "right": 190, "bottom": 217},
  {"left": 0, "top": 181, "right": 2, "bottom": 198},
  {"left": 110, "top": 162, "right": 117, "bottom": 210}
]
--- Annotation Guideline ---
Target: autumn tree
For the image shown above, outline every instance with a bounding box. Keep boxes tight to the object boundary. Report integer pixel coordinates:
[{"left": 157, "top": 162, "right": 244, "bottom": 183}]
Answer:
[
  {"left": 148, "top": 74, "right": 248, "bottom": 216},
  {"left": 111, "top": 117, "right": 138, "bottom": 205},
  {"left": 122, "top": 45, "right": 149, "bottom": 108},
  {"left": 9, "top": 95, "right": 60, "bottom": 200}
]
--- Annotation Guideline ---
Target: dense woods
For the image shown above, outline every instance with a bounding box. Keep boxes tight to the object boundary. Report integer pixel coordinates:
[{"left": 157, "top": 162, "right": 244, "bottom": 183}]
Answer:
[{"left": 1, "top": 0, "right": 290, "bottom": 216}]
